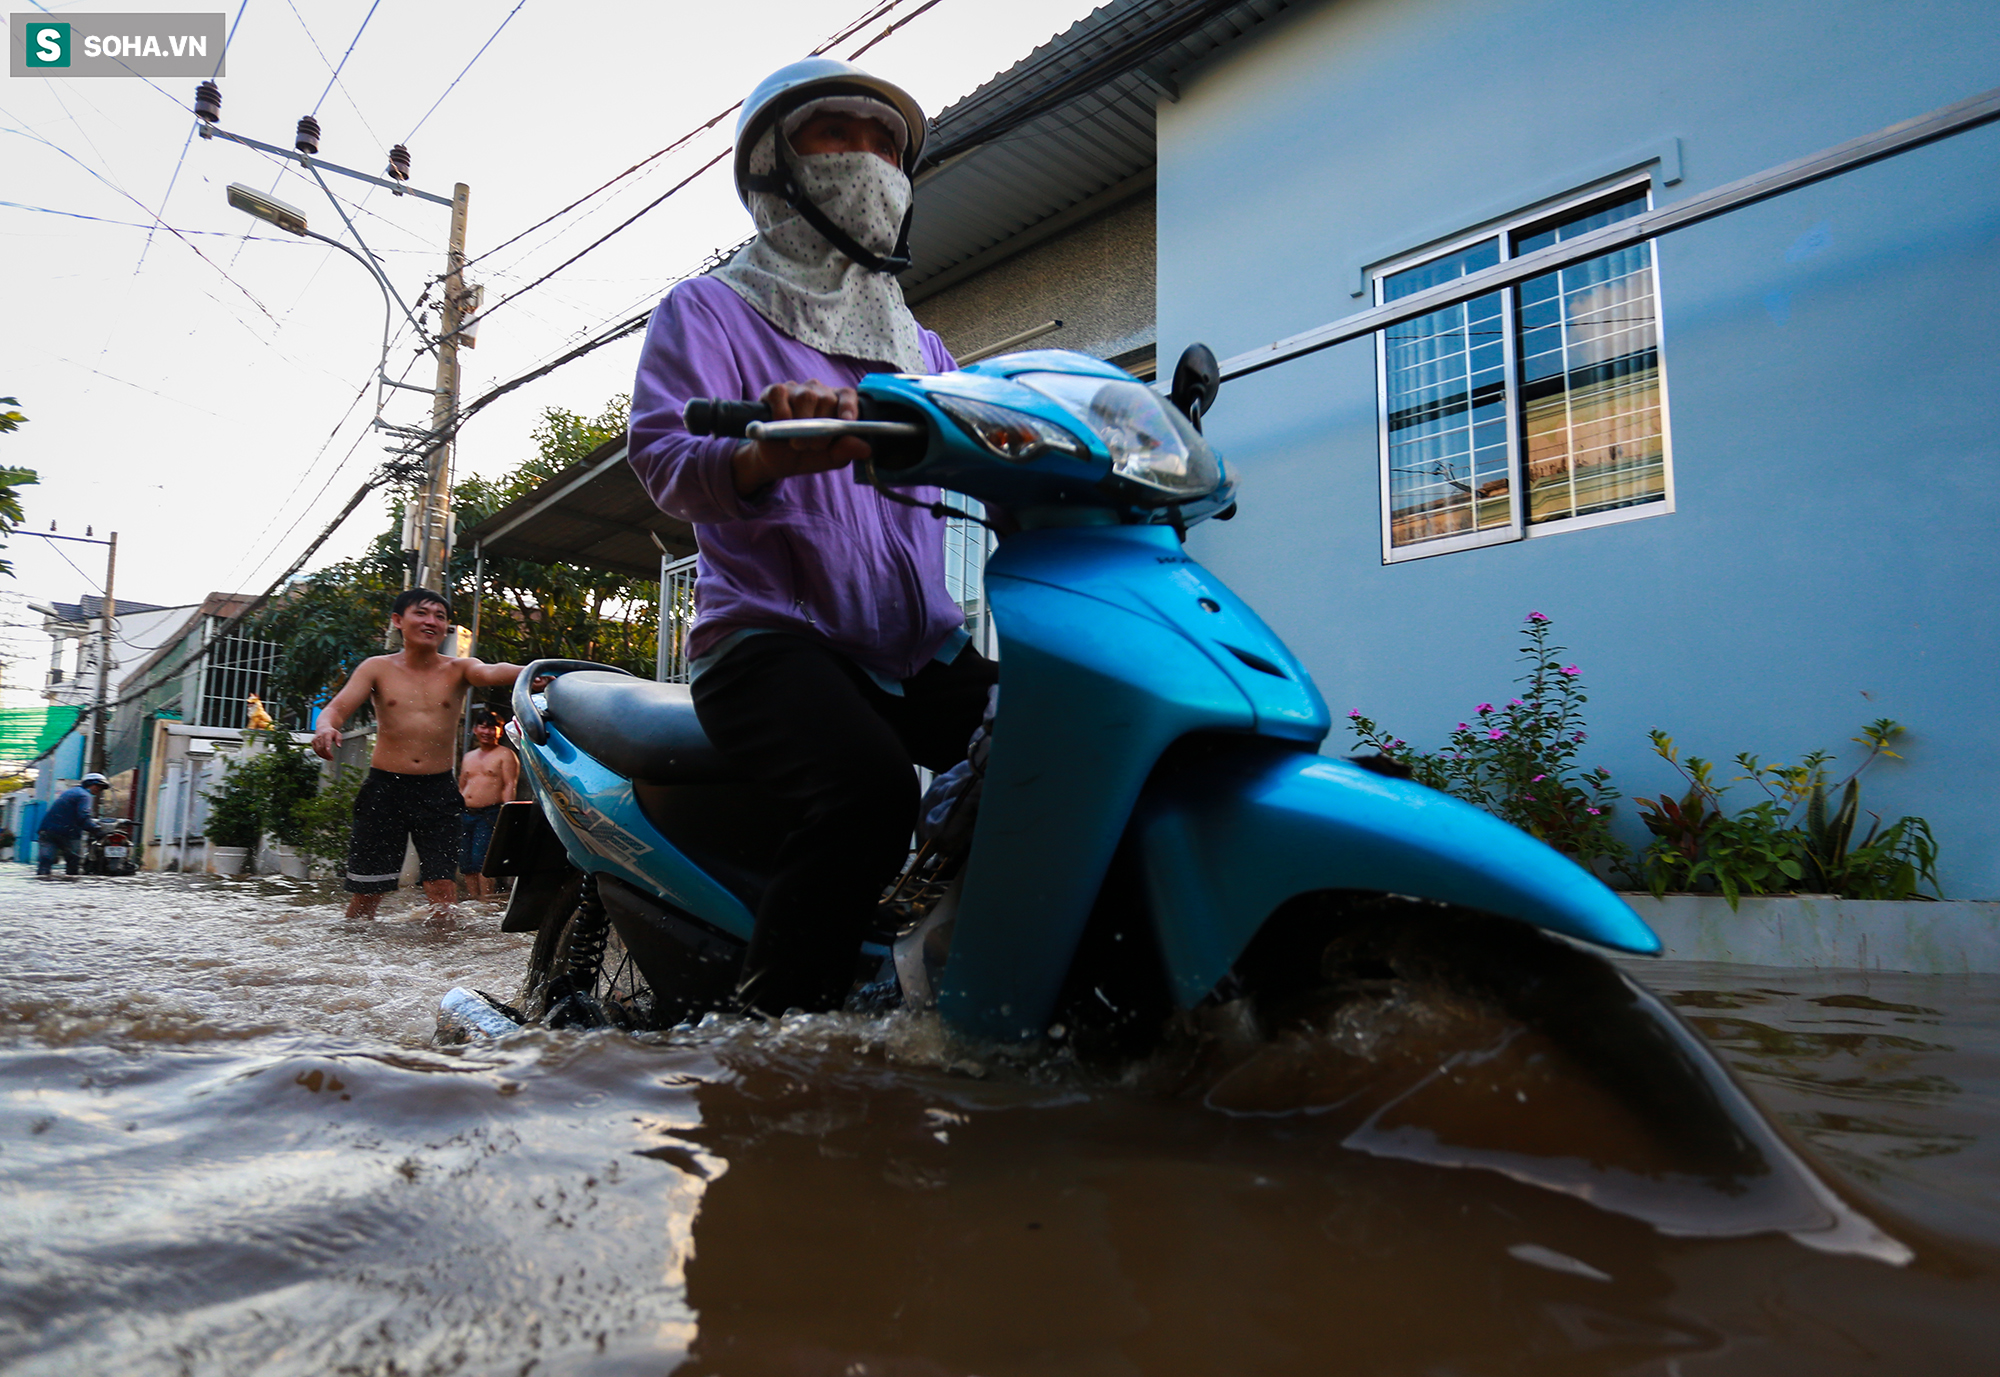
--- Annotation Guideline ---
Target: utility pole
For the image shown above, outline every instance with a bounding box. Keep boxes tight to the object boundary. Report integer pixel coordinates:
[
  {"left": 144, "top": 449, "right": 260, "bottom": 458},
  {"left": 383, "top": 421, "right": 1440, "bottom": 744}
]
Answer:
[
  {"left": 414, "top": 183, "right": 471, "bottom": 596},
  {"left": 90, "top": 531, "right": 117, "bottom": 781}
]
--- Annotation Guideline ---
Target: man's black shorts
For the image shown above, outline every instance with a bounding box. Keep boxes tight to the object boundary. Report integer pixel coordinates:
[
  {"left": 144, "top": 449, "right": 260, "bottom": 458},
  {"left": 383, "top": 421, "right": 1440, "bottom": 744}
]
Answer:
[{"left": 346, "top": 768, "right": 461, "bottom": 894}]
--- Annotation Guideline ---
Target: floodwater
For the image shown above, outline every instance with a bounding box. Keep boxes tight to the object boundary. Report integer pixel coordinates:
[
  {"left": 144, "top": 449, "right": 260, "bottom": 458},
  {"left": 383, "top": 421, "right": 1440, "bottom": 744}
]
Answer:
[{"left": 1, "top": 869, "right": 1997, "bottom": 1375}]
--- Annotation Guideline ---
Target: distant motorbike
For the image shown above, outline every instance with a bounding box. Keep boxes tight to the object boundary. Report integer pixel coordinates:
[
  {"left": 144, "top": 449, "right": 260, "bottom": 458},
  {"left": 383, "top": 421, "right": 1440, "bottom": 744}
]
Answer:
[{"left": 82, "top": 817, "right": 136, "bottom": 876}]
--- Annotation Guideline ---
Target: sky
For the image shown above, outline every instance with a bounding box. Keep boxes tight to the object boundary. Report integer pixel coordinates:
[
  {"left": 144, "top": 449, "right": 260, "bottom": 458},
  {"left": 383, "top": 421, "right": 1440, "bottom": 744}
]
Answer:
[{"left": 0, "top": 0, "right": 1105, "bottom": 705}]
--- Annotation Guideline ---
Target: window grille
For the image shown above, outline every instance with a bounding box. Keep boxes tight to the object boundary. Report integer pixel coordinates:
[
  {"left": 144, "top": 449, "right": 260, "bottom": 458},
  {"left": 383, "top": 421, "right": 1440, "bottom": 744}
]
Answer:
[
  {"left": 1376, "top": 182, "right": 1671, "bottom": 561},
  {"left": 653, "top": 506, "right": 996, "bottom": 685},
  {"left": 942, "top": 501, "right": 996, "bottom": 658},
  {"left": 197, "top": 626, "right": 279, "bottom": 728},
  {"left": 657, "top": 554, "right": 699, "bottom": 683}
]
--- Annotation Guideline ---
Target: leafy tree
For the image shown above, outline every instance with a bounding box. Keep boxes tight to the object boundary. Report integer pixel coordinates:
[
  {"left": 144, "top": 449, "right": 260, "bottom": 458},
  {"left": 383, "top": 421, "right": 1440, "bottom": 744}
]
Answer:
[
  {"left": 0, "top": 397, "right": 39, "bottom": 578},
  {"left": 253, "top": 520, "right": 407, "bottom": 727},
  {"left": 255, "top": 395, "right": 656, "bottom": 721},
  {"left": 447, "top": 395, "right": 656, "bottom": 713}
]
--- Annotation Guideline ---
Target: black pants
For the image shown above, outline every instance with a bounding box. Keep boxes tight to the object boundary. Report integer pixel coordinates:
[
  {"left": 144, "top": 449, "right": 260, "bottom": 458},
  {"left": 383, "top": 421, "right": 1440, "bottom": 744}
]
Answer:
[{"left": 691, "top": 632, "right": 997, "bottom": 1013}]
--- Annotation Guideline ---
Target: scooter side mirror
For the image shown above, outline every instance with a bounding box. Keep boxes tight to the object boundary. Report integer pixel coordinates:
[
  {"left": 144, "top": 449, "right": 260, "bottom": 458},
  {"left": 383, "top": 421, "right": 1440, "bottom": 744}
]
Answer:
[{"left": 1168, "top": 343, "right": 1221, "bottom": 433}]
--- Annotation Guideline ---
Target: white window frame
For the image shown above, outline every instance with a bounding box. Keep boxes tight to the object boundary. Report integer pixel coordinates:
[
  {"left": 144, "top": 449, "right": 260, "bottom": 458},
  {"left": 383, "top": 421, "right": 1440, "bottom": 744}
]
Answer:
[{"left": 1372, "top": 175, "right": 1676, "bottom": 564}]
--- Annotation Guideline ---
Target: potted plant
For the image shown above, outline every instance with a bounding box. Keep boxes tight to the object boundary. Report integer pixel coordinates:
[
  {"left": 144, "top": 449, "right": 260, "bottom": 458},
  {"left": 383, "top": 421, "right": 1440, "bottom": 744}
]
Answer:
[{"left": 204, "top": 769, "right": 263, "bottom": 876}]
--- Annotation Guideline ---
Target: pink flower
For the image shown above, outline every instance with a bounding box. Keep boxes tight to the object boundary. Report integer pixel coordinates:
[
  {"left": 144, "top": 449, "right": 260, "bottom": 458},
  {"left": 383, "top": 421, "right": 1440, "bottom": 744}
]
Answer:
[
  {"left": 1560, "top": 665, "right": 1580, "bottom": 677},
  {"left": 1586, "top": 807, "right": 1602, "bottom": 815},
  {"left": 1487, "top": 729, "right": 1506, "bottom": 740},
  {"left": 1526, "top": 611, "right": 1549, "bottom": 623},
  {"left": 1571, "top": 731, "right": 1587, "bottom": 743},
  {"left": 1347, "top": 709, "right": 1361, "bottom": 719},
  {"left": 1532, "top": 774, "right": 1546, "bottom": 782},
  {"left": 1509, "top": 698, "right": 1524, "bottom": 707},
  {"left": 1476, "top": 702, "right": 1493, "bottom": 714},
  {"left": 1457, "top": 722, "right": 1469, "bottom": 731}
]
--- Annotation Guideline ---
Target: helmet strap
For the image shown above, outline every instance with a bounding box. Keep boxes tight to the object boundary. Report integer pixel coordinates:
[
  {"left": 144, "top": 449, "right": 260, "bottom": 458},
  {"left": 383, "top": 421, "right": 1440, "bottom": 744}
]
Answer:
[{"left": 744, "top": 133, "right": 913, "bottom": 275}]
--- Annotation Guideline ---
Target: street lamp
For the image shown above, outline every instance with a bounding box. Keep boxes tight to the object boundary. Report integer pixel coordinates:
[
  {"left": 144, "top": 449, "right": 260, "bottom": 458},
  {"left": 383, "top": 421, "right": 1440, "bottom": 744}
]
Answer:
[
  {"left": 226, "top": 183, "right": 307, "bottom": 236},
  {"left": 202, "top": 82, "right": 472, "bottom": 597}
]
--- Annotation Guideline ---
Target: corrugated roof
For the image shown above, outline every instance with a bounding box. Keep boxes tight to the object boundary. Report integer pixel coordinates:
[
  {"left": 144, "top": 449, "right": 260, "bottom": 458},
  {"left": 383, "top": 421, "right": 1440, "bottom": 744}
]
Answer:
[
  {"left": 44, "top": 594, "right": 180, "bottom": 625},
  {"left": 902, "top": 0, "right": 1291, "bottom": 296},
  {"left": 462, "top": 435, "right": 697, "bottom": 579}
]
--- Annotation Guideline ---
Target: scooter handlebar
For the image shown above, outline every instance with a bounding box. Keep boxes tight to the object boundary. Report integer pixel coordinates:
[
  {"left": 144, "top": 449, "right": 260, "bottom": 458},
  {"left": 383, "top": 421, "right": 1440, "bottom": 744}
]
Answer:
[{"left": 683, "top": 398, "right": 772, "bottom": 438}]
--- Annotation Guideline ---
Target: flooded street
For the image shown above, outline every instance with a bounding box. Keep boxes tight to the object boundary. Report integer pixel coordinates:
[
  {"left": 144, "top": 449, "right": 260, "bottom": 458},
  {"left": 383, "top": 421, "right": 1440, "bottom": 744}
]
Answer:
[{"left": 2, "top": 869, "right": 1997, "bottom": 1375}]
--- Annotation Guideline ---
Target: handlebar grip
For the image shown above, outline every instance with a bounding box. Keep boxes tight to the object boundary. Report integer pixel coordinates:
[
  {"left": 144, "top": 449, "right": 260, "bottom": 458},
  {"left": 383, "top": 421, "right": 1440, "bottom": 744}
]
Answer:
[{"left": 684, "top": 398, "right": 773, "bottom": 438}]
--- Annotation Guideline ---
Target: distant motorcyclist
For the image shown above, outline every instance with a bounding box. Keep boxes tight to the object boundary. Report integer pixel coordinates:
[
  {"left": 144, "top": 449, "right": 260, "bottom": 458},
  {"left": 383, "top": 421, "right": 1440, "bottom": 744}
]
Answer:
[
  {"left": 37, "top": 772, "right": 107, "bottom": 880},
  {"left": 628, "top": 58, "right": 995, "bottom": 1014}
]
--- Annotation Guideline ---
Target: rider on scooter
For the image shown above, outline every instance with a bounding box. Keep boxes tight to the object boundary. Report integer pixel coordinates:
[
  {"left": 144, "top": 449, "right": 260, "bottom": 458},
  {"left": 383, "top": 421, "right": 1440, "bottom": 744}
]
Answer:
[{"left": 628, "top": 59, "right": 996, "bottom": 1015}]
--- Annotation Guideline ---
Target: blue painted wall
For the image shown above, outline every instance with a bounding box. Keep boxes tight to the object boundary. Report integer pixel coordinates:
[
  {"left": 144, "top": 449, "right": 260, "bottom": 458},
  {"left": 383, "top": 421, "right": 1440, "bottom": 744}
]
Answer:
[{"left": 1158, "top": 0, "right": 2000, "bottom": 895}]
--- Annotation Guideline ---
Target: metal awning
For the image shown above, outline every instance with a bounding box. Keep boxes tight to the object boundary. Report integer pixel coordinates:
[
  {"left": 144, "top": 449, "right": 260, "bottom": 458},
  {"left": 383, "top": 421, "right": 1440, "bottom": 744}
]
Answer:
[
  {"left": 463, "top": 436, "right": 696, "bottom": 579},
  {"left": 902, "top": 0, "right": 1291, "bottom": 300}
]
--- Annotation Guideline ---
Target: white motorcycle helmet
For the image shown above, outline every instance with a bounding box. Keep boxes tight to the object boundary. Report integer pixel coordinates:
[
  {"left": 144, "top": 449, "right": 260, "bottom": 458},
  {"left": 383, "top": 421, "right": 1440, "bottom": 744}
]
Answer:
[
  {"left": 733, "top": 57, "right": 928, "bottom": 274},
  {"left": 80, "top": 772, "right": 109, "bottom": 788}
]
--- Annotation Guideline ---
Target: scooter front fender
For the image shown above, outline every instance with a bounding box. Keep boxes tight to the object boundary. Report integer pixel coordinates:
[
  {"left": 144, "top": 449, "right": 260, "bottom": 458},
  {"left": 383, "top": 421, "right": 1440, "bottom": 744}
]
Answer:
[{"left": 1135, "top": 748, "right": 1660, "bottom": 1008}]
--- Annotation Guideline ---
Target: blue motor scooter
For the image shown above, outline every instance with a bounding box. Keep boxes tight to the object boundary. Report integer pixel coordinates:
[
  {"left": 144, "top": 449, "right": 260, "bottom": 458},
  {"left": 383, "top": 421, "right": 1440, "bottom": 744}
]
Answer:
[
  {"left": 463, "top": 345, "right": 1916, "bottom": 1258},
  {"left": 481, "top": 343, "right": 1662, "bottom": 1043}
]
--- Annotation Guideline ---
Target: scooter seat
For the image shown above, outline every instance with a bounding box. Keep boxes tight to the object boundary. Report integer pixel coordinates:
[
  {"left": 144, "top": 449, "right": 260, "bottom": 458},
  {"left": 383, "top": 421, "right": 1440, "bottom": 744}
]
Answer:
[{"left": 541, "top": 672, "right": 740, "bottom": 784}]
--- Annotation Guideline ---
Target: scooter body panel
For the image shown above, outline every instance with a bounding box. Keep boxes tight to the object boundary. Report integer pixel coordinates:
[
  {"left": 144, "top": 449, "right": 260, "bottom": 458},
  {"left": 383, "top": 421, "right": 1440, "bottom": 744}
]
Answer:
[
  {"left": 939, "top": 524, "right": 1332, "bottom": 1040},
  {"left": 514, "top": 722, "right": 756, "bottom": 940},
  {"left": 1135, "top": 748, "right": 1662, "bottom": 1008}
]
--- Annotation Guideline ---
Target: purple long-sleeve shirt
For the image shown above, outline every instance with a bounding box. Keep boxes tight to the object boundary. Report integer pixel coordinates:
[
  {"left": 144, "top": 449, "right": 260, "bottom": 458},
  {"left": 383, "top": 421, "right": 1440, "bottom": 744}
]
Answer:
[{"left": 628, "top": 276, "right": 964, "bottom": 682}]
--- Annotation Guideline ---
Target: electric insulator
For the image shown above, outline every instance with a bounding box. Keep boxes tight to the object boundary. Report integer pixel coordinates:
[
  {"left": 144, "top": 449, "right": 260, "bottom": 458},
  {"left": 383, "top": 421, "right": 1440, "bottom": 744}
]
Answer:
[
  {"left": 193, "top": 80, "right": 221, "bottom": 124},
  {"left": 295, "top": 115, "right": 321, "bottom": 156},
  {"left": 386, "top": 144, "right": 412, "bottom": 182}
]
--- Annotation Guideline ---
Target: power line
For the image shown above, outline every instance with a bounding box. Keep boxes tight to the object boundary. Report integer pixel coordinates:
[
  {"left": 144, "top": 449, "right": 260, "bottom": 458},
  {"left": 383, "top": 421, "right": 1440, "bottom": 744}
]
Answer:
[
  {"left": 217, "top": 339, "right": 435, "bottom": 594},
  {"left": 311, "top": 0, "right": 381, "bottom": 118},
  {"left": 454, "top": 107, "right": 737, "bottom": 280},
  {"left": 477, "top": 148, "right": 730, "bottom": 324},
  {"left": 135, "top": 0, "right": 253, "bottom": 275},
  {"left": 846, "top": 0, "right": 949, "bottom": 59},
  {"left": 121, "top": 0, "right": 946, "bottom": 665},
  {"left": 110, "top": 466, "right": 401, "bottom": 714},
  {"left": 404, "top": 0, "right": 528, "bottom": 143},
  {"left": 444, "top": 0, "right": 936, "bottom": 293},
  {"left": 1, "top": 120, "right": 279, "bottom": 325},
  {"left": 41, "top": 540, "right": 106, "bottom": 597},
  {"left": 0, "top": 199, "right": 301, "bottom": 239}
]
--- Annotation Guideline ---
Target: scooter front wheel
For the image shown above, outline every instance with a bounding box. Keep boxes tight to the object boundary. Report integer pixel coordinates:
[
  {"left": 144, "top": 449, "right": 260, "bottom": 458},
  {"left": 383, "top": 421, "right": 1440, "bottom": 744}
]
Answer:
[{"left": 512, "top": 864, "right": 584, "bottom": 1019}]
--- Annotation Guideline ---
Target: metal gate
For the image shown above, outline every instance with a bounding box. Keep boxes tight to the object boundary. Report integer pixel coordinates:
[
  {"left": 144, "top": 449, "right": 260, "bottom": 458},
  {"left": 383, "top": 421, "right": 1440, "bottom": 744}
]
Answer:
[{"left": 657, "top": 554, "right": 699, "bottom": 683}]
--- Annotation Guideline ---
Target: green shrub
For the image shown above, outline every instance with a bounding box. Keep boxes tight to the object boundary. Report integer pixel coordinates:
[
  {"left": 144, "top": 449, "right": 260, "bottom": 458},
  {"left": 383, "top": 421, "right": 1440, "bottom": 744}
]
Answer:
[
  {"left": 1631, "top": 720, "right": 1941, "bottom": 905},
  {"left": 292, "top": 764, "right": 365, "bottom": 872},
  {"left": 204, "top": 766, "right": 264, "bottom": 849},
  {"left": 1346, "top": 611, "right": 1625, "bottom": 869},
  {"left": 251, "top": 729, "right": 323, "bottom": 848},
  {"left": 1346, "top": 614, "right": 1945, "bottom": 905},
  {"left": 205, "top": 733, "right": 334, "bottom": 854}
]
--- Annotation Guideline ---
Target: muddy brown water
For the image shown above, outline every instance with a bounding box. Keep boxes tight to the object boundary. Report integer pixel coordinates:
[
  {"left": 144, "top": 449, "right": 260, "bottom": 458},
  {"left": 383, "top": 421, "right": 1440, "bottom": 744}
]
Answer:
[{"left": 1, "top": 869, "right": 1996, "bottom": 1375}]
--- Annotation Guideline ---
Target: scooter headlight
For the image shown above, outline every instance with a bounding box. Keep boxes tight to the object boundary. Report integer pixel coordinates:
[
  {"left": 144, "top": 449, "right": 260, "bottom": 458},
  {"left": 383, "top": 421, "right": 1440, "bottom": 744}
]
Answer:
[
  {"left": 1018, "top": 372, "right": 1221, "bottom": 501},
  {"left": 935, "top": 394, "right": 1089, "bottom": 463}
]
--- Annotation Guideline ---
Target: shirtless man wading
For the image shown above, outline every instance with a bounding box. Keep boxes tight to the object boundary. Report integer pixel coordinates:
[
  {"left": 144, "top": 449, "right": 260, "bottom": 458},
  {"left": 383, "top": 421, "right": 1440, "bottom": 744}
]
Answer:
[
  {"left": 311, "top": 589, "right": 531, "bottom": 919},
  {"left": 456, "top": 711, "right": 518, "bottom": 901}
]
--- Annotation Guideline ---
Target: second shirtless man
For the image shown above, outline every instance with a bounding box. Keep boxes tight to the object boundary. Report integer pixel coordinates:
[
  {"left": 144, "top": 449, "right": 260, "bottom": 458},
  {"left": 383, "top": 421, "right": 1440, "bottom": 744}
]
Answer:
[
  {"left": 311, "top": 589, "right": 531, "bottom": 919},
  {"left": 457, "top": 709, "right": 518, "bottom": 901}
]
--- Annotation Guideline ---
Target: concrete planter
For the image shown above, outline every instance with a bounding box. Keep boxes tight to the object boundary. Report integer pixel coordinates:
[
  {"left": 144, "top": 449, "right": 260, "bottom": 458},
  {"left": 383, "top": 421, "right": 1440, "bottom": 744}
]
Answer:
[
  {"left": 207, "top": 843, "right": 249, "bottom": 876},
  {"left": 1617, "top": 893, "right": 2000, "bottom": 975}
]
